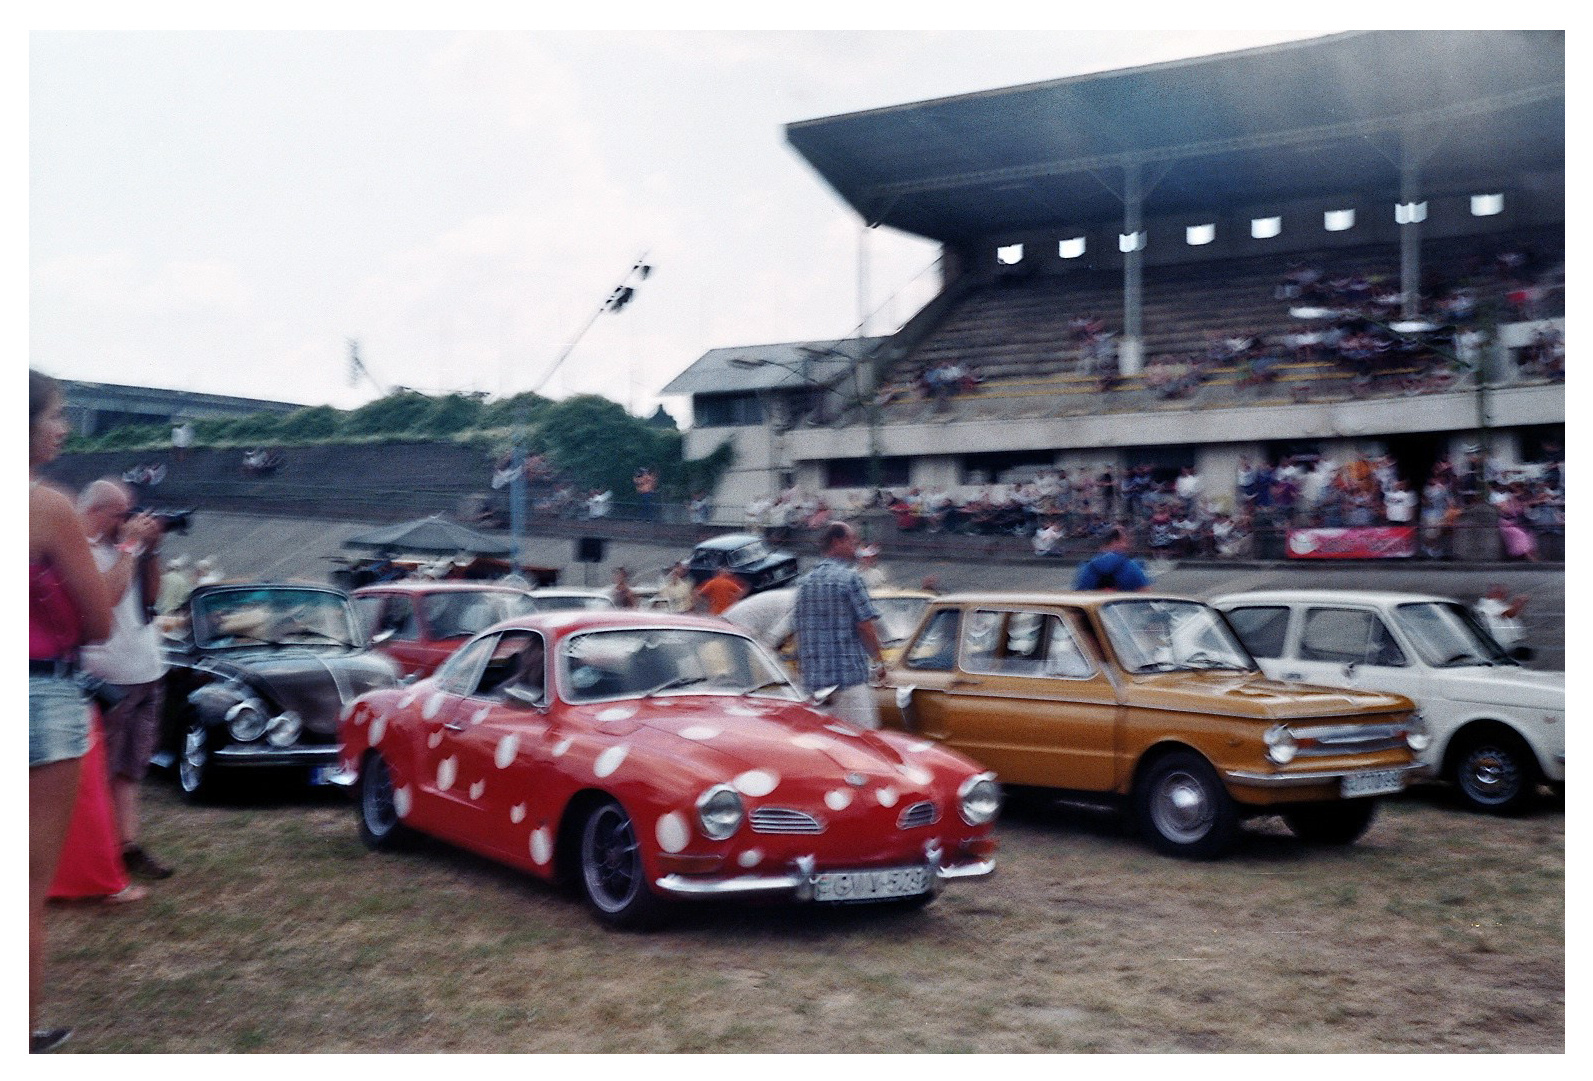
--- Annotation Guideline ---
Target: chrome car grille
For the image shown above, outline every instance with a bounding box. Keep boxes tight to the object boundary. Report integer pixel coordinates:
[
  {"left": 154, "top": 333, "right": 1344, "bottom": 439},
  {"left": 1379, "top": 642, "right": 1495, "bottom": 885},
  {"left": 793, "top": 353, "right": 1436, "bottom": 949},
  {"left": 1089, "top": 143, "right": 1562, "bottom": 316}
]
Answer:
[
  {"left": 1293, "top": 721, "right": 1407, "bottom": 756},
  {"left": 750, "top": 808, "right": 825, "bottom": 834},
  {"left": 896, "top": 800, "right": 939, "bottom": 830}
]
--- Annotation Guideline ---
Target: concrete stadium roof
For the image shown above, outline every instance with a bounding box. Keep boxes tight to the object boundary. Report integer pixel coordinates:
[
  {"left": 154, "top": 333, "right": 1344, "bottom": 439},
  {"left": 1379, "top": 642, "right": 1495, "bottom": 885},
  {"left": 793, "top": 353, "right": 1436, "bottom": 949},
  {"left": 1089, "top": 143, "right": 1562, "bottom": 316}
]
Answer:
[
  {"left": 663, "top": 337, "right": 890, "bottom": 396},
  {"left": 785, "top": 30, "right": 1564, "bottom": 242}
]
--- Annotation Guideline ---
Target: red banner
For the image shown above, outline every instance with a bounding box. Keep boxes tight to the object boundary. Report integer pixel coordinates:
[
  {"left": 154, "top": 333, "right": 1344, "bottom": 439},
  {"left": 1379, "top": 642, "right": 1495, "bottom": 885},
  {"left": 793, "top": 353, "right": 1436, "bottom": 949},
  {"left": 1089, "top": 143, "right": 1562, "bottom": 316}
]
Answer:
[{"left": 1286, "top": 526, "right": 1416, "bottom": 559}]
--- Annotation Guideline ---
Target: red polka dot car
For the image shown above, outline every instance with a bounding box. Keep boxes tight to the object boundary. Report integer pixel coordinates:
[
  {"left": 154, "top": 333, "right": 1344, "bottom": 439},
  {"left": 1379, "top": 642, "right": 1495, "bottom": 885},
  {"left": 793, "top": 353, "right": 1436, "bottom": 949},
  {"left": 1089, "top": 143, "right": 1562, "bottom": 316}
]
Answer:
[{"left": 337, "top": 610, "right": 1000, "bottom": 928}]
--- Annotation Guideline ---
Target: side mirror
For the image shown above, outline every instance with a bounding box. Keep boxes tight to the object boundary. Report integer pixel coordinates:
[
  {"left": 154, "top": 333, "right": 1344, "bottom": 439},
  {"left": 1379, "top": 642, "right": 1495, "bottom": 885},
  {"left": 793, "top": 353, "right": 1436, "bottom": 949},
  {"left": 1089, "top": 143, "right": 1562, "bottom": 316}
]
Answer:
[
  {"left": 372, "top": 628, "right": 395, "bottom": 645},
  {"left": 504, "top": 684, "right": 548, "bottom": 711},
  {"left": 810, "top": 685, "right": 839, "bottom": 707}
]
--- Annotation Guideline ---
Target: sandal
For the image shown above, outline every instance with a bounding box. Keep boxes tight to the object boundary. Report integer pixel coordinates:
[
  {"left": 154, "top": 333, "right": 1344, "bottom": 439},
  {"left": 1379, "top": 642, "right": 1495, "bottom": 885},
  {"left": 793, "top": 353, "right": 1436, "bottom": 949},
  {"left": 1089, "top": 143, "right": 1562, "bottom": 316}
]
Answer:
[{"left": 102, "top": 884, "right": 148, "bottom": 905}]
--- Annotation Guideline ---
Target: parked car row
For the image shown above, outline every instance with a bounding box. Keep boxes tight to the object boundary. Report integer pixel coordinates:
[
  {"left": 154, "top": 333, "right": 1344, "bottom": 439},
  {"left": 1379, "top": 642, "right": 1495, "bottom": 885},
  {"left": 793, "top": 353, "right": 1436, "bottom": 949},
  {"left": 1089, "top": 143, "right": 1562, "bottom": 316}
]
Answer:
[{"left": 150, "top": 569, "right": 1562, "bottom": 930}]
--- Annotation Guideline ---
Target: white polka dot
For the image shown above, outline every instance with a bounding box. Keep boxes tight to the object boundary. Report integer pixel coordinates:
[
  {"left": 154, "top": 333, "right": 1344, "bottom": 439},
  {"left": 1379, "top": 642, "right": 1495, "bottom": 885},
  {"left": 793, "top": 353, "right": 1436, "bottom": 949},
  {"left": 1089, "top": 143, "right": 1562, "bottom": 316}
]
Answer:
[
  {"left": 510, "top": 803, "right": 526, "bottom": 824},
  {"left": 876, "top": 786, "right": 899, "bottom": 808},
  {"left": 495, "top": 734, "right": 520, "bottom": 769},
  {"left": 437, "top": 756, "right": 457, "bottom": 791},
  {"left": 427, "top": 730, "right": 443, "bottom": 749},
  {"left": 793, "top": 733, "right": 830, "bottom": 750},
  {"left": 598, "top": 706, "right": 636, "bottom": 721},
  {"left": 738, "top": 849, "right": 763, "bottom": 868},
  {"left": 469, "top": 780, "right": 484, "bottom": 800},
  {"left": 680, "top": 725, "right": 721, "bottom": 741},
  {"left": 368, "top": 716, "right": 386, "bottom": 746},
  {"left": 394, "top": 785, "right": 412, "bottom": 818},
  {"left": 905, "top": 739, "right": 935, "bottom": 754},
  {"left": 734, "top": 769, "right": 779, "bottom": 797},
  {"left": 901, "top": 765, "right": 934, "bottom": 787},
  {"left": 398, "top": 689, "right": 418, "bottom": 709},
  {"left": 422, "top": 693, "right": 446, "bottom": 720},
  {"left": 594, "top": 745, "right": 629, "bottom": 778},
  {"left": 724, "top": 702, "right": 759, "bottom": 716},
  {"left": 552, "top": 737, "right": 573, "bottom": 757},
  {"left": 825, "top": 723, "right": 859, "bottom": 737},
  {"left": 472, "top": 707, "right": 490, "bottom": 726},
  {"left": 824, "top": 789, "right": 853, "bottom": 811},
  {"left": 655, "top": 811, "right": 690, "bottom": 853},
  {"left": 530, "top": 827, "right": 552, "bottom": 865}
]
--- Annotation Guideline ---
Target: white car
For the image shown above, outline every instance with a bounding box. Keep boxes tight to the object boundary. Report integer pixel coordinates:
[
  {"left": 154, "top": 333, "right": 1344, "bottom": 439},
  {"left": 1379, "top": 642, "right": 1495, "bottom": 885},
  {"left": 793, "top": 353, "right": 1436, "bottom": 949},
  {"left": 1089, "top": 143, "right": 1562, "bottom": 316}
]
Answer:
[{"left": 1211, "top": 590, "right": 1563, "bottom": 813}]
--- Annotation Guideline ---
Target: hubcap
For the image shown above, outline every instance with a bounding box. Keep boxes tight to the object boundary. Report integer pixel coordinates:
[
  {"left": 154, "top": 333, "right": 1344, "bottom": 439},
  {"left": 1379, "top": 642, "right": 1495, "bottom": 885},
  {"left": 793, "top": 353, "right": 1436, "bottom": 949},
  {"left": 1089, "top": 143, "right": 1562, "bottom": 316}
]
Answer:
[
  {"left": 1153, "top": 771, "right": 1214, "bottom": 842},
  {"left": 1462, "top": 746, "right": 1519, "bottom": 804},
  {"left": 180, "top": 726, "right": 207, "bottom": 791}
]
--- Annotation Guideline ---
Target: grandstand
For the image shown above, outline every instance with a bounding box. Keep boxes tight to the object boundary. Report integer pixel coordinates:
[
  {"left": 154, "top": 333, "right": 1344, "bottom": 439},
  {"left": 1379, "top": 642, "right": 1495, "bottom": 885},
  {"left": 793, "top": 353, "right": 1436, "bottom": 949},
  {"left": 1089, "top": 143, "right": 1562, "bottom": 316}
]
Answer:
[{"left": 666, "top": 30, "right": 1563, "bottom": 514}]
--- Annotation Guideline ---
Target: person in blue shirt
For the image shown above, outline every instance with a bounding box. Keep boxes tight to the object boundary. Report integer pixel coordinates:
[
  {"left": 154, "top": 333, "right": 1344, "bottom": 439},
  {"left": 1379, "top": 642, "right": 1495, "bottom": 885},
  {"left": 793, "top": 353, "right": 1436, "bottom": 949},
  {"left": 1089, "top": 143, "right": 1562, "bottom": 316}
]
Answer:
[{"left": 1072, "top": 526, "right": 1151, "bottom": 592}]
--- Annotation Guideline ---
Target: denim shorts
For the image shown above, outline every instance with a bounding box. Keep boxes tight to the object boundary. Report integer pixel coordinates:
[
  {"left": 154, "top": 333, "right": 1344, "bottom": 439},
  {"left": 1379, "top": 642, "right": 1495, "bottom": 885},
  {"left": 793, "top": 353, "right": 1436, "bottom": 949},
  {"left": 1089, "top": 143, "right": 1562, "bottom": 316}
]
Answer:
[{"left": 29, "top": 674, "right": 91, "bottom": 768}]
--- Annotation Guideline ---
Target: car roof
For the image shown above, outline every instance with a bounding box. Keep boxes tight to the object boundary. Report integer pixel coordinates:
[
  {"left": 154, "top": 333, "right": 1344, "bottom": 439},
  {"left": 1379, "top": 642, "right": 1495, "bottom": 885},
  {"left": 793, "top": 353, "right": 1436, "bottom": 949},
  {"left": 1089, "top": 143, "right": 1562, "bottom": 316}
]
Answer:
[
  {"left": 1211, "top": 590, "right": 1455, "bottom": 607},
  {"left": 693, "top": 533, "right": 763, "bottom": 551},
  {"left": 490, "top": 609, "right": 754, "bottom": 637},
  {"left": 927, "top": 590, "right": 1204, "bottom": 608},
  {"left": 351, "top": 580, "right": 531, "bottom": 596}
]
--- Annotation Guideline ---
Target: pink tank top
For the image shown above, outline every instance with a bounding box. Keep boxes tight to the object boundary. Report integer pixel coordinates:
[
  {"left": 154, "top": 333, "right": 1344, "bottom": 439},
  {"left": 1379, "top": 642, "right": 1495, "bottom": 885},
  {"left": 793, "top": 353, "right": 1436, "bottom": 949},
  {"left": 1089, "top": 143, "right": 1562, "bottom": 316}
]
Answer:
[{"left": 30, "top": 558, "right": 83, "bottom": 661}]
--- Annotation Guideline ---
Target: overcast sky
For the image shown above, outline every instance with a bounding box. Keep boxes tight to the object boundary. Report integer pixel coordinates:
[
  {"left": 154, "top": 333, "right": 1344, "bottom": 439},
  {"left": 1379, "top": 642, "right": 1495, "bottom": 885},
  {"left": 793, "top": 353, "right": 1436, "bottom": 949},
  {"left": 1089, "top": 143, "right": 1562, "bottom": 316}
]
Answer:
[{"left": 29, "top": 21, "right": 1359, "bottom": 422}]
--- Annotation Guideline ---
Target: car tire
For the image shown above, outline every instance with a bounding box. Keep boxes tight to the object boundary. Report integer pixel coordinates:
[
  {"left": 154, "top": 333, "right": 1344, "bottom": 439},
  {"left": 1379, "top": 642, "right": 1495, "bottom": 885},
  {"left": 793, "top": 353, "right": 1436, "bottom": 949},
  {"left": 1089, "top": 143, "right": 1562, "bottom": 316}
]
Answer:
[
  {"left": 579, "top": 799, "right": 666, "bottom": 930},
  {"left": 357, "top": 751, "right": 411, "bottom": 851},
  {"left": 1134, "top": 750, "right": 1238, "bottom": 859},
  {"left": 177, "top": 717, "right": 216, "bottom": 803},
  {"left": 1282, "top": 799, "right": 1378, "bottom": 845},
  {"left": 1448, "top": 728, "right": 1538, "bottom": 815}
]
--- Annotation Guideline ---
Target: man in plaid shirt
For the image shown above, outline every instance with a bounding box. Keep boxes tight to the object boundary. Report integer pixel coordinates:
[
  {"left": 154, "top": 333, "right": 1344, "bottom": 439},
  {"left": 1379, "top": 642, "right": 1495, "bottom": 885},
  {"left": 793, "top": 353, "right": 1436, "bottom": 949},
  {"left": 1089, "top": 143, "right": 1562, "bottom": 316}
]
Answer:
[{"left": 793, "top": 522, "right": 884, "bottom": 729}]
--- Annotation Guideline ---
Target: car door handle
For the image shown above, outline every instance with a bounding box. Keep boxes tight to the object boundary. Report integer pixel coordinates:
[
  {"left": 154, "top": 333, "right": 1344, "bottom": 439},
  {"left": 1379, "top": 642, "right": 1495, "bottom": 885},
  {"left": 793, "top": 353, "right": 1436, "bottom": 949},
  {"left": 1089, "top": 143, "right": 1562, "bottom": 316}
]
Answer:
[{"left": 1282, "top": 672, "right": 1304, "bottom": 682}]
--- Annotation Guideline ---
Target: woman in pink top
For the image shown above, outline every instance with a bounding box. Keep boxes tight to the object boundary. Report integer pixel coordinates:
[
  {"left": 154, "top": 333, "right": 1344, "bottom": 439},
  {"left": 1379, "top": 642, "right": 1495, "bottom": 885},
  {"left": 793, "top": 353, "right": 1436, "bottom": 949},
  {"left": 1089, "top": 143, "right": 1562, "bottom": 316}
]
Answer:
[{"left": 29, "top": 370, "right": 112, "bottom": 1053}]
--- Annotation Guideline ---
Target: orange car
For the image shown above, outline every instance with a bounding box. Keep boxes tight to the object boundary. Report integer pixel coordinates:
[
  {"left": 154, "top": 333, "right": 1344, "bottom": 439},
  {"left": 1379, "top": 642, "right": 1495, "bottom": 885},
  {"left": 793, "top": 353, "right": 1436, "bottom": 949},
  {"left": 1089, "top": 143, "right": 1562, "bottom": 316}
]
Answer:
[{"left": 878, "top": 592, "right": 1427, "bottom": 858}]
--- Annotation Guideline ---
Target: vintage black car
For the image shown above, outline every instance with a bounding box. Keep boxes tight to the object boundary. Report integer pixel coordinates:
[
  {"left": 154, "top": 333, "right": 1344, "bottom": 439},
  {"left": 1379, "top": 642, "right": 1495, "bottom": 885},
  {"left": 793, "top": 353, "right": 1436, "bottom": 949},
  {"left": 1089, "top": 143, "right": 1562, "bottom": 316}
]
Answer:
[
  {"left": 156, "top": 583, "right": 401, "bottom": 799},
  {"left": 686, "top": 533, "right": 799, "bottom": 594}
]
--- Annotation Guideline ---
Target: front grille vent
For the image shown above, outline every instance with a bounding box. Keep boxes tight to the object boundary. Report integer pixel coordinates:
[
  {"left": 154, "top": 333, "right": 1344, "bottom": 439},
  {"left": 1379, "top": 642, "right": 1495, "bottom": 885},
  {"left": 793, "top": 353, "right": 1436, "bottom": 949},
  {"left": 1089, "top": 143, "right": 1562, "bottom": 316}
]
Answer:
[
  {"left": 896, "top": 801, "right": 939, "bottom": 830},
  {"left": 750, "top": 807, "right": 825, "bottom": 835},
  {"left": 1294, "top": 721, "right": 1406, "bottom": 756}
]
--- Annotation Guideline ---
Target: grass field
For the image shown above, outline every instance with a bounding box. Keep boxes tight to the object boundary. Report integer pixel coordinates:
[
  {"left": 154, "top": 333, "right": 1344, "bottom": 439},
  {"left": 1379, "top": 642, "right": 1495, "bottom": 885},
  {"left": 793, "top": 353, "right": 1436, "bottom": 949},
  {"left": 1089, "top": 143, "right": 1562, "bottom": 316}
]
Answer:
[{"left": 41, "top": 777, "right": 1563, "bottom": 1054}]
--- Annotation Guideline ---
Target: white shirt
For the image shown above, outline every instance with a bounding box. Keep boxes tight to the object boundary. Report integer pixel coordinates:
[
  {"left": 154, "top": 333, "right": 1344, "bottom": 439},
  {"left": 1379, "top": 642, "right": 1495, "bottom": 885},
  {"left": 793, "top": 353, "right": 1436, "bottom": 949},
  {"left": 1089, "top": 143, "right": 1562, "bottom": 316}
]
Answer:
[
  {"left": 1474, "top": 597, "right": 1525, "bottom": 649},
  {"left": 80, "top": 539, "right": 166, "bottom": 685},
  {"left": 723, "top": 589, "right": 796, "bottom": 648},
  {"left": 1384, "top": 489, "right": 1417, "bottom": 523}
]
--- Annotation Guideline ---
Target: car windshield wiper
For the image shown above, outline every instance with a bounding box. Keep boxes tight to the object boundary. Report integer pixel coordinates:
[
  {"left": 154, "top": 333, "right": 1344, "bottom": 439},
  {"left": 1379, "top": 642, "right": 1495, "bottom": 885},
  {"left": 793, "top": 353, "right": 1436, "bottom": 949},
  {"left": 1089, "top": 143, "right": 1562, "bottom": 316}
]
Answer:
[
  {"left": 1131, "top": 661, "right": 1184, "bottom": 673},
  {"left": 642, "top": 675, "right": 708, "bottom": 697},
  {"left": 739, "top": 679, "right": 792, "bottom": 697},
  {"left": 1185, "top": 661, "right": 1253, "bottom": 671},
  {"left": 278, "top": 627, "right": 351, "bottom": 646},
  {"left": 1436, "top": 652, "right": 1487, "bottom": 668}
]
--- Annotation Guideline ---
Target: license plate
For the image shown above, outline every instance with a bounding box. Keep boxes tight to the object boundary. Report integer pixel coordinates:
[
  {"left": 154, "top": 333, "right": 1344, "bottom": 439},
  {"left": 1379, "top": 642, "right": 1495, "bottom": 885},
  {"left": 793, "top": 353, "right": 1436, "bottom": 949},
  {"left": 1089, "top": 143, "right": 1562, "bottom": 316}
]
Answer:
[
  {"left": 813, "top": 866, "right": 929, "bottom": 903},
  {"left": 1341, "top": 769, "right": 1404, "bottom": 798}
]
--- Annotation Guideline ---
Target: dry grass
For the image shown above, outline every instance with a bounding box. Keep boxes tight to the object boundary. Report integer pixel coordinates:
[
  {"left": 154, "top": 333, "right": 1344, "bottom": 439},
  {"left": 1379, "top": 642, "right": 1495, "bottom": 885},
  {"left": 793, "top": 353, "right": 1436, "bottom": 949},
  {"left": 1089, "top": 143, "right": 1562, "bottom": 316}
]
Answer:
[{"left": 42, "top": 779, "right": 1562, "bottom": 1053}]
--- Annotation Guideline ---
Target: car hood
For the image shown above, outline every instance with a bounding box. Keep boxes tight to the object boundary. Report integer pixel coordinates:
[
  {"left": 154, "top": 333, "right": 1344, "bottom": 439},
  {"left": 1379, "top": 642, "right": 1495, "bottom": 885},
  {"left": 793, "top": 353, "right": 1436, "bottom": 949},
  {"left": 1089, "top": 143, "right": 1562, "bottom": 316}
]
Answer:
[
  {"left": 197, "top": 649, "right": 400, "bottom": 733},
  {"left": 1437, "top": 666, "right": 1564, "bottom": 711},
  {"left": 1129, "top": 671, "right": 1411, "bottom": 721},
  {"left": 566, "top": 694, "right": 954, "bottom": 794}
]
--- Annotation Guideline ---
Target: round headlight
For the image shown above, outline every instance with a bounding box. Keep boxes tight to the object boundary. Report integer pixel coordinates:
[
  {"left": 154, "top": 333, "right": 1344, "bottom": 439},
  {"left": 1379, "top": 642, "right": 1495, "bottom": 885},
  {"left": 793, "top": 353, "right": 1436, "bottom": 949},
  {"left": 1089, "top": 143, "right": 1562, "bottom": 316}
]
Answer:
[
  {"left": 958, "top": 772, "right": 1002, "bottom": 826},
  {"left": 1264, "top": 724, "right": 1298, "bottom": 765},
  {"left": 696, "top": 784, "right": 745, "bottom": 841},
  {"left": 266, "top": 710, "right": 302, "bottom": 748},
  {"left": 225, "top": 700, "right": 269, "bottom": 742},
  {"left": 1404, "top": 711, "right": 1431, "bottom": 753}
]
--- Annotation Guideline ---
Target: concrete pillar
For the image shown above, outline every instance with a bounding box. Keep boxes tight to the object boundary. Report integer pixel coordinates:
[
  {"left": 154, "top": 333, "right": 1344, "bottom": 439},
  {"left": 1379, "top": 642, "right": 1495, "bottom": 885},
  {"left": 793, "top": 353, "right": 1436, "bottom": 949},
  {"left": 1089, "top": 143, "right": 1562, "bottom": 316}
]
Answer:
[{"left": 1119, "top": 160, "right": 1145, "bottom": 377}]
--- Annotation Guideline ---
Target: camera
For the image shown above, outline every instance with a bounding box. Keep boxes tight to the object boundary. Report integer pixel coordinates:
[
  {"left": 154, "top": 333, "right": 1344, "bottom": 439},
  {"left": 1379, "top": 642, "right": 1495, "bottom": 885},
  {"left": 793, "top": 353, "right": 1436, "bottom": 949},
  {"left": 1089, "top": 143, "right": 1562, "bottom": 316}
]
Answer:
[{"left": 137, "top": 507, "right": 195, "bottom": 535}]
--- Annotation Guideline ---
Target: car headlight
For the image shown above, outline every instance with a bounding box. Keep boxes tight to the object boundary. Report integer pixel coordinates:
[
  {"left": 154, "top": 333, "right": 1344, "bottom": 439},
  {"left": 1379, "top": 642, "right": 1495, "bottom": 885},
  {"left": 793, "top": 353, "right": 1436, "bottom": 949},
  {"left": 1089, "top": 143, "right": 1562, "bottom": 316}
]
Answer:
[
  {"left": 266, "top": 710, "right": 302, "bottom": 748},
  {"left": 225, "top": 700, "right": 269, "bottom": 743},
  {"left": 958, "top": 772, "right": 1002, "bottom": 826},
  {"left": 696, "top": 784, "right": 745, "bottom": 840},
  {"left": 1404, "top": 711, "right": 1431, "bottom": 753},
  {"left": 1264, "top": 724, "right": 1298, "bottom": 765}
]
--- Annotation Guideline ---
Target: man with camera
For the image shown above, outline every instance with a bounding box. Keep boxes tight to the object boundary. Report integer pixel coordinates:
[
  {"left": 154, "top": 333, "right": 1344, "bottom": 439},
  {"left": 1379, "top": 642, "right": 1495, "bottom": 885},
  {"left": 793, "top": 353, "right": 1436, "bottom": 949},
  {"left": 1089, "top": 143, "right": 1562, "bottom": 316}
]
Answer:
[{"left": 76, "top": 479, "right": 174, "bottom": 881}]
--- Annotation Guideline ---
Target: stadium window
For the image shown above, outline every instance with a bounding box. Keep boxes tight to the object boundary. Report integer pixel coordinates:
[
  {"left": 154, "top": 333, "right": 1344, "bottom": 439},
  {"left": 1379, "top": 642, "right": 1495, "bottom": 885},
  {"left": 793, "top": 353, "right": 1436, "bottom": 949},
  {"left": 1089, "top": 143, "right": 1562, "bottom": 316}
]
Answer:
[
  {"left": 1059, "top": 237, "right": 1086, "bottom": 259},
  {"left": 1251, "top": 217, "right": 1282, "bottom": 239},
  {"left": 1185, "top": 224, "right": 1215, "bottom": 246},
  {"left": 1471, "top": 193, "right": 1505, "bottom": 217},
  {"left": 1118, "top": 231, "right": 1145, "bottom": 253},
  {"left": 997, "top": 244, "right": 1024, "bottom": 265},
  {"left": 1395, "top": 201, "right": 1428, "bottom": 224},
  {"left": 1324, "top": 209, "right": 1355, "bottom": 232}
]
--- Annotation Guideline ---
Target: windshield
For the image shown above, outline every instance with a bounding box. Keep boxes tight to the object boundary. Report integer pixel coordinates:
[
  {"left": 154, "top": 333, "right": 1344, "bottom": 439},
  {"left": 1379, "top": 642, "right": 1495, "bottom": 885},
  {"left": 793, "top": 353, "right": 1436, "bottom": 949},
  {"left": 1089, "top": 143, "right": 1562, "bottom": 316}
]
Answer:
[
  {"left": 1099, "top": 600, "right": 1256, "bottom": 673},
  {"left": 1392, "top": 602, "right": 1513, "bottom": 667},
  {"left": 193, "top": 588, "right": 359, "bottom": 649},
  {"left": 422, "top": 591, "right": 536, "bottom": 638},
  {"left": 560, "top": 627, "right": 798, "bottom": 703},
  {"left": 730, "top": 541, "right": 771, "bottom": 567},
  {"left": 874, "top": 595, "right": 930, "bottom": 647}
]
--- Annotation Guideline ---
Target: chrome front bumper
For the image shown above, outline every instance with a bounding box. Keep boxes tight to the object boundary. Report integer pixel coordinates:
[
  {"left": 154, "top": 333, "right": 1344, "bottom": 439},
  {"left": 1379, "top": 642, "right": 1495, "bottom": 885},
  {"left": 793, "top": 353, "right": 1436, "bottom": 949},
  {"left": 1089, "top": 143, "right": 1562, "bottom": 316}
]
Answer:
[
  {"left": 212, "top": 744, "right": 340, "bottom": 768},
  {"left": 654, "top": 853, "right": 996, "bottom": 901}
]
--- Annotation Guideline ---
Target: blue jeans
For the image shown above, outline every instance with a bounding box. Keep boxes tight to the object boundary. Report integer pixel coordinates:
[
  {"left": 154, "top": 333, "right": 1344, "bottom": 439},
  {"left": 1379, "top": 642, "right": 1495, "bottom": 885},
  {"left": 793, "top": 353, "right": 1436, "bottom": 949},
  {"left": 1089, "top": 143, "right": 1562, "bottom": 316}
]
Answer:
[{"left": 29, "top": 674, "right": 91, "bottom": 767}]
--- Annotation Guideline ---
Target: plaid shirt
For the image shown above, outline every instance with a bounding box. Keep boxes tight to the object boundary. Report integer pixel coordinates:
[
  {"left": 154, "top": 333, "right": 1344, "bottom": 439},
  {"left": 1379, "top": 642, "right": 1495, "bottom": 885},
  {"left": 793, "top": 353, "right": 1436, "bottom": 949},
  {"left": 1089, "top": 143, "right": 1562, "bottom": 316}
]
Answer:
[{"left": 793, "top": 559, "right": 880, "bottom": 691}]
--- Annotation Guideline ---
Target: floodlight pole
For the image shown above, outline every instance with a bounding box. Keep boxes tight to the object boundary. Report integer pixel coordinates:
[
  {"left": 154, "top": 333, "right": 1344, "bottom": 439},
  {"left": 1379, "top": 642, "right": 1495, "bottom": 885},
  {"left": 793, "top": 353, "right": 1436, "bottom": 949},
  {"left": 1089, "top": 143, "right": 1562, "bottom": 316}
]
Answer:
[{"left": 531, "top": 252, "right": 651, "bottom": 397}]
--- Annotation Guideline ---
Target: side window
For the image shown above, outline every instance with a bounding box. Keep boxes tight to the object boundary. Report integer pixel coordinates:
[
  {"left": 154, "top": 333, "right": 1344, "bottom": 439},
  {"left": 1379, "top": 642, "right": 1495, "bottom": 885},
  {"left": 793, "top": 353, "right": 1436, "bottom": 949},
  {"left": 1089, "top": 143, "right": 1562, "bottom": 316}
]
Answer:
[
  {"left": 1299, "top": 608, "right": 1406, "bottom": 667},
  {"left": 1042, "top": 614, "right": 1095, "bottom": 679},
  {"left": 904, "top": 609, "right": 961, "bottom": 671},
  {"left": 435, "top": 634, "right": 496, "bottom": 695},
  {"left": 351, "top": 595, "right": 384, "bottom": 639},
  {"left": 961, "top": 610, "right": 1005, "bottom": 674},
  {"left": 1225, "top": 606, "right": 1290, "bottom": 659},
  {"left": 475, "top": 631, "right": 544, "bottom": 699},
  {"left": 384, "top": 595, "right": 419, "bottom": 641}
]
